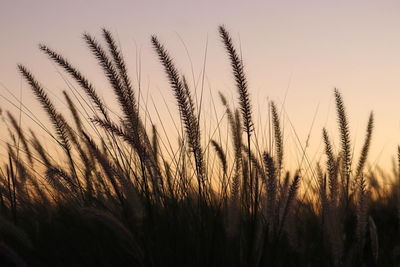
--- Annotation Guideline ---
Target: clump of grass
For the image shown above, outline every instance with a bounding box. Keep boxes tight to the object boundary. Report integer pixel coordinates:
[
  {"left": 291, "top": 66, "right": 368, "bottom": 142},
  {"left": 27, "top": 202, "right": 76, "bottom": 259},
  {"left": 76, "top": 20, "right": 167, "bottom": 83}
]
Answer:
[
  {"left": 319, "top": 90, "right": 379, "bottom": 266},
  {"left": 0, "top": 26, "right": 398, "bottom": 267}
]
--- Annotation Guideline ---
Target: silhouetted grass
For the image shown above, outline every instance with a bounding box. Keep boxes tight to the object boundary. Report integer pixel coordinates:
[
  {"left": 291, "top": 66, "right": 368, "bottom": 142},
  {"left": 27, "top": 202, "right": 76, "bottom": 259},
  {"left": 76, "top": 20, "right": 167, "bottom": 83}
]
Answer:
[{"left": 0, "top": 26, "right": 398, "bottom": 267}]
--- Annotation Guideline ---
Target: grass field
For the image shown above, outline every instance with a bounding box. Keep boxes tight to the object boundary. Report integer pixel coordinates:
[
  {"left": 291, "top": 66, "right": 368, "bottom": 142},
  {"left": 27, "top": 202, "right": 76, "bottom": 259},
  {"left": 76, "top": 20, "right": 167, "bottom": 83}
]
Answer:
[{"left": 0, "top": 26, "right": 399, "bottom": 267}]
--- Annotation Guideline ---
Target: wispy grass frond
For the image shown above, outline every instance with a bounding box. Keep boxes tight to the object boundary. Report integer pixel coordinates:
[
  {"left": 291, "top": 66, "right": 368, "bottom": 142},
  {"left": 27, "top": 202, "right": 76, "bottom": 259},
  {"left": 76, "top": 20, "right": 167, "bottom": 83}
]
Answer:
[
  {"left": 356, "top": 174, "right": 368, "bottom": 253},
  {"left": 83, "top": 33, "right": 138, "bottom": 131},
  {"left": 270, "top": 101, "right": 283, "bottom": 176},
  {"left": 151, "top": 35, "right": 206, "bottom": 198},
  {"left": 211, "top": 140, "right": 227, "bottom": 175},
  {"left": 218, "top": 25, "right": 253, "bottom": 136},
  {"left": 263, "top": 152, "right": 277, "bottom": 230},
  {"left": 354, "top": 112, "right": 374, "bottom": 184},
  {"left": 18, "top": 65, "right": 71, "bottom": 151},
  {"left": 45, "top": 167, "right": 77, "bottom": 195},
  {"left": 322, "top": 128, "right": 339, "bottom": 205},
  {"left": 102, "top": 28, "right": 137, "bottom": 114},
  {"left": 334, "top": 88, "right": 351, "bottom": 201},
  {"left": 39, "top": 44, "right": 110, "bottom": 121}
]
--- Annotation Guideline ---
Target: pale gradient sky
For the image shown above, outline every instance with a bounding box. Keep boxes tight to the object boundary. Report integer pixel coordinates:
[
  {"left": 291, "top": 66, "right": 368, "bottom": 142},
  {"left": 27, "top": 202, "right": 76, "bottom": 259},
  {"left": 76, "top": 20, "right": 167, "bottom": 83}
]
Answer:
[{"left": 1, "top": 0, "right": 400, "bottom": 174}]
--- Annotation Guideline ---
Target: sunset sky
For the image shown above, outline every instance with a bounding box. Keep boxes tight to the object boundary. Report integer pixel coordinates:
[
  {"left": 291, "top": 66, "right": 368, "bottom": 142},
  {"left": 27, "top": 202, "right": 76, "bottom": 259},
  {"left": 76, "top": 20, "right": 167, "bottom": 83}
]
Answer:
[{"left": 1, "top": 0, "right": 400, "bottom": 173}]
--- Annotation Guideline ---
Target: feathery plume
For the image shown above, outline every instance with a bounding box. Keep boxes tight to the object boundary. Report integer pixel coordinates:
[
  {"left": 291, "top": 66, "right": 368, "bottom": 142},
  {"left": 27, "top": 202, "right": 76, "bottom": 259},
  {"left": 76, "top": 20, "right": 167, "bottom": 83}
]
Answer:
[
  {"left": 102, "top": 28, "right": 137, "bottom": 114},
  {"left": 322, "top": 128, "right": 339, "bottom": 205},
  {"left": 218, "top": 25, "right": 253, "bottom": 136},
  {"left": 18, "top": 65, "right": 71, "bottom": 151},
  {"left": 211, "top": 140, "right": 227, "bottom": 175},
  {"left": 353, "top": 112, "right": 374, "bottom": 191},
  {"left": 334, "top": 89, "right": 351, "bottom": 201},
  {"left": 39, "top": 44, "right": 110, "bottom": 121},
  {"left": 270, "top": 101, "right": 283, "bottom": 176},
  {"left": 151, "top": 35, "right": 206, "bottom": 197}
]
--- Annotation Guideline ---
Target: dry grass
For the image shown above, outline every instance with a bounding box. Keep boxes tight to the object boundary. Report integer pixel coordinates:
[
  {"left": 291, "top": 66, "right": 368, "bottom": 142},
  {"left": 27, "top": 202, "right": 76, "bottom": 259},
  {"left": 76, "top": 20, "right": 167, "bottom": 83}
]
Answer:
[{"left": 0, "top": 26, "right": 398, "bottom": 267}]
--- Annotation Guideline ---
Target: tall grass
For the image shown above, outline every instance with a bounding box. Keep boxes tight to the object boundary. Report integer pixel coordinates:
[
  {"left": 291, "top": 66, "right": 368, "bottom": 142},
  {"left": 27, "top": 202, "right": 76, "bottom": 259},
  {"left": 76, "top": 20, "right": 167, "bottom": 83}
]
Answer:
[{"left": 0, "top": 26, "right": 398, "bottom": 267}]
